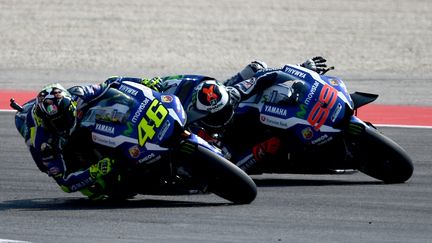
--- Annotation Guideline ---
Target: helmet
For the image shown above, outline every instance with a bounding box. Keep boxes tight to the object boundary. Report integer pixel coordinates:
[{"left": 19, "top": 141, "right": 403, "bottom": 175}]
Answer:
[
  {"left": 290, "top": 80, "right": 310, "bottom": 103},
  {"left": 36, "top": 83, "right": 76, "bottom": 135},
  {"left": 190, "top": 80, "right": 234, "bottom": 128}
]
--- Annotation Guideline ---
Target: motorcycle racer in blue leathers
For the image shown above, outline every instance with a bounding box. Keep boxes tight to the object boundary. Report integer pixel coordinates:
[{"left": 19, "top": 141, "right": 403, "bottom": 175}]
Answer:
[
  {"left": 138, "top": 56, "right": 332, "bottom": 172},
  {"left": 22, "top": 56, "right": 329, "bottom": 199},
  {"left": 23, "top": 78, "right": 161, "bottom": 200}
]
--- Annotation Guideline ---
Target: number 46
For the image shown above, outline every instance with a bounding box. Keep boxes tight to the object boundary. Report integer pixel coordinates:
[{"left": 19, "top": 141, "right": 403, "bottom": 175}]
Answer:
[{"left": 138, "top": 99, "right": 168, "bottom": 146}]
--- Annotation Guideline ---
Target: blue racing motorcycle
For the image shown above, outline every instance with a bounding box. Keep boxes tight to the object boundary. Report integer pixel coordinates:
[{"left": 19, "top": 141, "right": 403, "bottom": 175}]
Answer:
[
  {"left": 159, "top": 64, "right": 414, "bottom": 183},
  {"left": 11, "top": 81, "right": 257, "bottom": 204}
]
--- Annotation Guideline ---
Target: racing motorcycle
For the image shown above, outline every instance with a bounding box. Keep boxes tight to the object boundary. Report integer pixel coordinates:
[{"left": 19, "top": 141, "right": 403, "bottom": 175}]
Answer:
[
  {"left": 10, "top": 81, "right": 257, "bottom": 204},
  {"left": 228, "top": 64, "right": 413, "bottom": 183},
  {"left": 159, "top": 64, "right": 414, "bottom": 183}
]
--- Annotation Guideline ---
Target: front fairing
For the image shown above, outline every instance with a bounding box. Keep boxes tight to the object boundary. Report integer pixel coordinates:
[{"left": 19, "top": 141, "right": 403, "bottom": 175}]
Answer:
[
  {"left": 80, "top": 81, "right": 188, "bottom": 165},
  {"left": 237, "top": 65, "right": 355, "bottom": 146}
]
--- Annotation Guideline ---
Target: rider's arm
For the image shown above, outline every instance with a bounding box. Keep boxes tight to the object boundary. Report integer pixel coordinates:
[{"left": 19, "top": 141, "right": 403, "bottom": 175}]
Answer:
[
  {"left": 47, "top": 158, "right": 95, "bottom": 193},
  {"left": 25, "top": 112, "right": 96, "bottom": 193},
  {"left": 231, "top": 71, "right": 280, "bottom": 101},
  {"left": 102, "top": 76, "right": 163, "bottom": 91},
  {"left": 224, "top": 61, "right": 268, "bottom": 86},
  {"left": 68, "top": 76, "right": 163, "bottom": 110},
  {"left": 225, "top": 57, "right": 332, "bottom": 87}
]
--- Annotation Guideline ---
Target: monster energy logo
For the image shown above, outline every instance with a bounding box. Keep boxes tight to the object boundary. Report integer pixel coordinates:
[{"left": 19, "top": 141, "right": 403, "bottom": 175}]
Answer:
[
  {"left": 179, "top": 142, "right": 196, "bottom": 154},
  {"left": 347, "top": 123, "right": 364, "bottom": 135}
]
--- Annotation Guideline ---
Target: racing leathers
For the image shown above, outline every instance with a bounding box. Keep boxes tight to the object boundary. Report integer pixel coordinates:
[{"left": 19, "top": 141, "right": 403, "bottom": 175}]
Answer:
[
  {"left": 138, "top": 57, "right": 331, "bottom": 172},
  {"left": 24, "top": 79, "right": 147, "bottom": 199},
  {"left": 220, "top": 57, "right": 332, "bottom": 171}
]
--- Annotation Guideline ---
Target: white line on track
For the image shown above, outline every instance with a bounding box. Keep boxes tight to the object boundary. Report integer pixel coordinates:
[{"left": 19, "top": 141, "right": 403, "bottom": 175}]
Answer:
[{"left": 0, "top": 239, "right": 32, "bottom": 243}]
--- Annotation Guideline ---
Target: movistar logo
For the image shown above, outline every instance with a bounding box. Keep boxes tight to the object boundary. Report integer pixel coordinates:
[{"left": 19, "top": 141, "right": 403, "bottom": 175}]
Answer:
[
  {"left": 296, "top": 104, "right": 307, "bottom": 118},
  {"left": 305, "top": 81, "right": 319, "bottom": 105},
  {"left": 132, "top": 98, "right": 150, "bottom": 123}
]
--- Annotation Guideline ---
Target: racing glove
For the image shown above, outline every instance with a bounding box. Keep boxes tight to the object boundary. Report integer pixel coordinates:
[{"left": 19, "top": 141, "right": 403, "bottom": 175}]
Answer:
[
  {"left": 300, "top": 56, "right": 334, "bottom": 75},
  {"left": 141, "top": 77, "right": 163, "bottom": 92},
  {"left": 89, "top": 157, "right": 115, "bottom": 179}
]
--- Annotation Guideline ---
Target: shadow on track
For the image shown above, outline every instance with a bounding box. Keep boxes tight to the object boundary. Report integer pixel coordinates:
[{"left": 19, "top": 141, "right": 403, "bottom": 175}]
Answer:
[
  {"left": 253, "top": 178, "right": 383, "bottom": 187},
  {"left": 0, "top": 197, "right": 231, "bottom": 211}
]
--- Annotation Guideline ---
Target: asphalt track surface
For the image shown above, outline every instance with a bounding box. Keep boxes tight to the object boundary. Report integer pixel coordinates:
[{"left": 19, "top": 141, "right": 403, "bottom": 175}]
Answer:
[{"left": 1, "top": 1, "right": 432, "bottom": 243}]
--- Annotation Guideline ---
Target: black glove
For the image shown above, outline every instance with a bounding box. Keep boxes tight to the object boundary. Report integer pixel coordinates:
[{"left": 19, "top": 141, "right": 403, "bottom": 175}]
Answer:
[{"left": 300, "top": 56, "right": 334, "bottom": 75}]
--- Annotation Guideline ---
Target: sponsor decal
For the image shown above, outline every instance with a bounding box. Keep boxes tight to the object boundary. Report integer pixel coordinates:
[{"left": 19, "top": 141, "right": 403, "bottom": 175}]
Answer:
[
  {"left": 91, "top": 132, "right": 137, "bottom": 148},
  {"left": 92, "top": 133, "right": 117, "bottom": 147},
  {"left": 331, "top": 103, "right": 343, "bottom": 122},
  {"left": 296, "top": 104, "right": 307, "bottom": 119},
  {"left": 329, "top": 79, "right": 339, "bottom": 86},
  {"left": 239, "top": 78, "right": 255, "bottom": 91},
  {"left": 119, "top": 85, "right": 139, "bottom": 96},
  {"left": 70, "top": 177, "right": 94, "bottom": 191},
  {"left": 261, "top": 94, "right": 270, "bottom": 103},
  {"left": 123, "top": 122, "right": 134, "bottom": 136},
  {"left": 283, "top": 66, "right": 307, "bottom": 79},
  {"left": 161, "top": 95, "right": 173, "bottom": 103},
  {"left": 95, "top": 123, "right": 115, "bottom": 134},
  {"left": 260, "top": 114, "right": 289, "bottom": 129},
  {"left": 132, "top": 98, "right": 150, "bottom": 123},
  {"left": 310, "top": 134, "right": 333, "bottom": 145},
  {"left": 128, "top": 145, "right": 141, "bottom": 158},
  {"left": 138, "top": 153, "right": 162, "bottom": 164},
  {"left": 138, "top": 153, "right": 156, "bottom": 163},
  {"left": 301, "top": 127, "right": 314, "bottom": 140},
  {"left": 262, "top": 104, "right": 288, "bottom": 118},
  {"left": 157, "top": 120, "right": 171, "bottom": 140},
  {"left": 305, "top": 81, "right": 319, "bottom": 105}
]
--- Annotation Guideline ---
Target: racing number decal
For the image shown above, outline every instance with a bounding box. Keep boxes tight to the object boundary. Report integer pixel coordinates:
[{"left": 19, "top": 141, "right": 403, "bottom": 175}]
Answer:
[
  {"left": 138, "top": 99, "right": 168, "bottom": 146},
  {"left": 307, "top": 84, "right": 338, "bottom": 131}
]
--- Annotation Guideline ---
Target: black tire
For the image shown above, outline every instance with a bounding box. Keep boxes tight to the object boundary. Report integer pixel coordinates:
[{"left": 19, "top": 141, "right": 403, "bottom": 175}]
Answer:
[
  {"left": 350, "top": 126, "right": 414, "bottom": 183},
  {"left": 193, "top": 145, "right": 257, "bottom": 204}
]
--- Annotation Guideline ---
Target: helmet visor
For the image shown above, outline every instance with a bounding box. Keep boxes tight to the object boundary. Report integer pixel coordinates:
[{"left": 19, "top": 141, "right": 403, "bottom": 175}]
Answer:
[{"left": 47, "top": 108, "right": 76, "bottom": 134}]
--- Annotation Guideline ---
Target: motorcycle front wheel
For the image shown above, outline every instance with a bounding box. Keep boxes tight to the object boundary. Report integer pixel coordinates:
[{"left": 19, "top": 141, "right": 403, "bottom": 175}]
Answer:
[
  {"left": 348, "top": 126, "right": 414, "bottom": 183},
  {"left": 188, "top": 145, "right": 257, "bottom": 204}
]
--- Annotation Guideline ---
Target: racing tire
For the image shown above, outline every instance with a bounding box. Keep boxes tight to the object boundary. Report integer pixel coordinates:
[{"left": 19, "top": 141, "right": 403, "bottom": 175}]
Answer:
[
  {"left": 193, "top": 145, "right": 257, "bottom": 204},
  {"left": 350, "top": 126, "right": 414, "bottom": 183}
]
